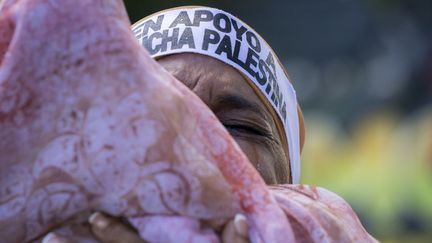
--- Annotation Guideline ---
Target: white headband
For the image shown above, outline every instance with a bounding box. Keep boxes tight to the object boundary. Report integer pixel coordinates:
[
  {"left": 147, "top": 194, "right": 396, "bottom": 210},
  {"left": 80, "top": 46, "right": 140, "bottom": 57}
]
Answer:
[{"left": 132, "top": 6, "right": 301, "bottom": 184}]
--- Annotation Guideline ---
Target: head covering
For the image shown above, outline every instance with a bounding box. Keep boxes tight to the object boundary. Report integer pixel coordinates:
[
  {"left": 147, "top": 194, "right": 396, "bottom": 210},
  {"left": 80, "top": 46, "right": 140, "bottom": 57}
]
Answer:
[{"left": 131, "top": 6, "right": 303, "bottom": 183}]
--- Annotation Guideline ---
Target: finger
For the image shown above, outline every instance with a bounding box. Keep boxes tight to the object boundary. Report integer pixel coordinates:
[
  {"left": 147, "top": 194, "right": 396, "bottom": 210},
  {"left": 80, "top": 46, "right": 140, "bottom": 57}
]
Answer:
[
  {"left": 222, "top": 215, "right": 249, "bottom": 243},
  {"left": 234, "top": 214, "right": 248, "bottom": 238},
  {"left": 41, "top": 233, "right": 74, "bottom": 243},
  {"left": 89, "top": 212, "right": 144, "bottom": 243}
]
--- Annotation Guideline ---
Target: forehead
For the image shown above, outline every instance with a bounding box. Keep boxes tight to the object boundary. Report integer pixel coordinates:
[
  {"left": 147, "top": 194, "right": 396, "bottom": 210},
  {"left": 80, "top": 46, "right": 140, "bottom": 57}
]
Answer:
[
  {"left": 157, "top": 53, "right": 259, "bottom": 98},
  {"left": 158, "top": 53, "right": 279, "bottom": 127},
  {"left": 157, "top": 52, "right": 282, "bottom": 138}
]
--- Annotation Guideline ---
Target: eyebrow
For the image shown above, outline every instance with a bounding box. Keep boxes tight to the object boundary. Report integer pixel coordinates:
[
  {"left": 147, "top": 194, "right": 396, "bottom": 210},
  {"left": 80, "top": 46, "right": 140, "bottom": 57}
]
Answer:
[{"left": 214, "top": 94, "right": 267, "bottom": 117}]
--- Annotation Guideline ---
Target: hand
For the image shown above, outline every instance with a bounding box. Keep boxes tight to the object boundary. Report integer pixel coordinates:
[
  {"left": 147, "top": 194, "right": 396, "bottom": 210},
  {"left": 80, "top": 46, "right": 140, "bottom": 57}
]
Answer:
[{"left": 42, "top": 212, "right": 249, "bottom": 243}]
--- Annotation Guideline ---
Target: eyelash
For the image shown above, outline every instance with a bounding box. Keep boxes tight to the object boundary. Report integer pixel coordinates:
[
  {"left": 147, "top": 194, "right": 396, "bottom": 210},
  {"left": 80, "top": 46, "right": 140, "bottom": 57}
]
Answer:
[{"left": 223, "top": 123, "right": 268, "bottom": 138}]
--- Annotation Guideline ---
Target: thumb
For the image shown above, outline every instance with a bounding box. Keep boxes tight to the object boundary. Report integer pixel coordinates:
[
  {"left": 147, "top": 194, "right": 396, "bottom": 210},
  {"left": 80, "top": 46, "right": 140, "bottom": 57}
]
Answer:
[
  {"left": 41, "top": 233, "right": 75, "bottom": 243},
  {"left": 222, "top": 214, "right": 249, "bottom": 243}
]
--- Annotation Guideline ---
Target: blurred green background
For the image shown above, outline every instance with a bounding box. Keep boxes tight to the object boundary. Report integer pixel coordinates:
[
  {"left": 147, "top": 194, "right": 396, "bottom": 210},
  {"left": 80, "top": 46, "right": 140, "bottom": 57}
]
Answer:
[{"left": 124, "top": 0, "right": 432, "bottom": 241}]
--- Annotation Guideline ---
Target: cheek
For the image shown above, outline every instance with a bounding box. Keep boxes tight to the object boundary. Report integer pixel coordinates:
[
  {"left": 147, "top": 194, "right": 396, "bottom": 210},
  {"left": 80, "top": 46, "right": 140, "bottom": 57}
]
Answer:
[{"left": 233, "top": 139, "right": 278, "bottom": 184}]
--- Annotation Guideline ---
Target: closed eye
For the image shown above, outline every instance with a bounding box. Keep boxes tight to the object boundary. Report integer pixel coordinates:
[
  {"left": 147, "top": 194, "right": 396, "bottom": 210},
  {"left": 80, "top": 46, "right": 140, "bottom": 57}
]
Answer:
[
  {"left": 224, "top": 123, "right": 267, "bottom": 137},
  {"left": 222, "top": 120, "right": 276, "bottom": 142}
]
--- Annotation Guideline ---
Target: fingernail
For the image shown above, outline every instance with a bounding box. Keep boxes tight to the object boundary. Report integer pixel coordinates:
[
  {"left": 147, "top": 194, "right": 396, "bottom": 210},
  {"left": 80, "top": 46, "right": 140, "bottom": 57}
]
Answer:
[
  {"left": 234, "top": 214, "right": 248, "bottom": 237},
  {"left": 42, "top": 233, "right": 61, "bottom": 243},
  {"left": 89, "top": 212, "right": 109, "bottom": 229}
]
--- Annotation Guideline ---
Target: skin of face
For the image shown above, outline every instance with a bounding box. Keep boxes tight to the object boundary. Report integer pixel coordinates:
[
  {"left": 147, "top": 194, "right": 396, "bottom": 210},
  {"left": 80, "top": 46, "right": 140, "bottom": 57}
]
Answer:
[{"left": 157, "top": 53, "right": 290, "bottom": 184}]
